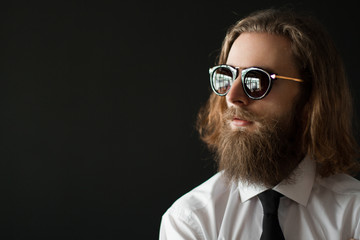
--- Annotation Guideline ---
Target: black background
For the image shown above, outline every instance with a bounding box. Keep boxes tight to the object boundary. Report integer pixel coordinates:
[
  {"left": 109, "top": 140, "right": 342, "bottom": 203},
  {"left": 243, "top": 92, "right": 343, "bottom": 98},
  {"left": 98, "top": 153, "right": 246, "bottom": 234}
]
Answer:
[{"left": 1, "top": 0, "right": 359, "bottom": 239}]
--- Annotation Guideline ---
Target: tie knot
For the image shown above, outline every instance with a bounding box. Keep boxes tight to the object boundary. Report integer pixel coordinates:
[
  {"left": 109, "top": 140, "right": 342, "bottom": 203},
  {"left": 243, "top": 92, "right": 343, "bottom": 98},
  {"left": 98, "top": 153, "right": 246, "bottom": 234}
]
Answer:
[{"left": 258, "top": 190, "right": 283, "bottom": 215}]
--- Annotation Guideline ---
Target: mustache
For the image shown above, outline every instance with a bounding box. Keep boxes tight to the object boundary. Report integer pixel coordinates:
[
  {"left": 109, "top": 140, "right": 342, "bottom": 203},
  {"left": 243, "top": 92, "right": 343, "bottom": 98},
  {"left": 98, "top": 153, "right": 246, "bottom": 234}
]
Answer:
[{"left": 223, "top": 107, "right": 263, "bottom": 123}]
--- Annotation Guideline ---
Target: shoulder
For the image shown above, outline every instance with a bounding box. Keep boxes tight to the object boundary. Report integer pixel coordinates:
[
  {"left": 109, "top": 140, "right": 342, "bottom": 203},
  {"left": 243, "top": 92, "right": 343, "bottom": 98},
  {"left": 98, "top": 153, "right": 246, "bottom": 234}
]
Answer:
[
  {"left": 314, "top": 174, "right": 360, "bottom": 208},
  {"left": 163, "top": 172, "right": 232, "bottom": 221},
  {"left": 160, "top": 172, "right": 233, "bottom": 239},
  {"left": 316, "top": 174, "right": 360, "bottom": 195},
  {"left": 315, "top": 174, "right": 360, "bottom": 233}
]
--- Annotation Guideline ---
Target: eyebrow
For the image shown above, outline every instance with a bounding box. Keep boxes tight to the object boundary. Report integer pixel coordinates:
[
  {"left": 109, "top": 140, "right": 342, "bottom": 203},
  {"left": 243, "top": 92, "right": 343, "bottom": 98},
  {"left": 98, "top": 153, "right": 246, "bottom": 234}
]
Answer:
[{"left": 226, "top": 63, "right": 276, "bottom": 74}]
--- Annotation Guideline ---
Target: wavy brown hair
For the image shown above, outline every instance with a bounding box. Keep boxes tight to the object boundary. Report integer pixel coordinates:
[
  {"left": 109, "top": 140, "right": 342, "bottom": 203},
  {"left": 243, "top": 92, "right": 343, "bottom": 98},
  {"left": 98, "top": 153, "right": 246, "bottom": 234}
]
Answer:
[{"left": 197, "top": 9, "right": 359, "bottom": 177}]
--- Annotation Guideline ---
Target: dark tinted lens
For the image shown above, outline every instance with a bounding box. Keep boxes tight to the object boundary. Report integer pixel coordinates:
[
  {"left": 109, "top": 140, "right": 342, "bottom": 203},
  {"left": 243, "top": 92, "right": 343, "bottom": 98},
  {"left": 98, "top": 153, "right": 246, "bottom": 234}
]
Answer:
[
  {"left": 211, "top": 67, "right": 233, "bottom": 95},
  {"left": 243, "top": 70, "right": 270, "bottom": 98}
]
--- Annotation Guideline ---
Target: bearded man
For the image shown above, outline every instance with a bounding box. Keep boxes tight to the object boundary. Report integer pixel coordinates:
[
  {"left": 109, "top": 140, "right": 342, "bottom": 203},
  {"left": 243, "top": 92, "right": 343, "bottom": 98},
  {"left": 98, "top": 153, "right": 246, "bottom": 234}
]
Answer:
[{"left": 160, "top": 9, "right": 360, "bottom": 240}]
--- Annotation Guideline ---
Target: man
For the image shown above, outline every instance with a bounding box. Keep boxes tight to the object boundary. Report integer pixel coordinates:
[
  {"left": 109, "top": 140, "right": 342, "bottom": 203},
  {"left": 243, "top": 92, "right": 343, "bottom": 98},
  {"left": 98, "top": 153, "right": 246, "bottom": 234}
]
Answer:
[{"left": 160, "top": 9, "right": 360, "bottom": 239}]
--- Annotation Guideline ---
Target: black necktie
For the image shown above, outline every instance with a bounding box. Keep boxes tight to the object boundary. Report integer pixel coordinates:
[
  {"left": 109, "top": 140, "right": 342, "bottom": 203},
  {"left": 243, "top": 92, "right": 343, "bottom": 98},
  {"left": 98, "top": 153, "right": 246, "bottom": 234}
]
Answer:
[{"left": 258, "top": 189, "right": 285, "bottom": 240}]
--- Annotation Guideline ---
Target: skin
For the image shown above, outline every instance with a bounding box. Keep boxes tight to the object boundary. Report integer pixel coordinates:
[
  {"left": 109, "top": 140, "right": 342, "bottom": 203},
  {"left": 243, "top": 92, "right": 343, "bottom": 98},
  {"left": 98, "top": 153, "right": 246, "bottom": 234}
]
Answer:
[{"left": 225, "top": 32, "right": 302, "bottom": 131}]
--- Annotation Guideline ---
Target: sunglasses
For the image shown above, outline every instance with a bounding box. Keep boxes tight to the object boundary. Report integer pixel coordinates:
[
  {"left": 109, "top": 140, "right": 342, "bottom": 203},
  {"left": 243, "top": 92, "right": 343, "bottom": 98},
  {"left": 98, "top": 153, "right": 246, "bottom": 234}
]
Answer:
[{"left": 209, "top": 65, "right": 303, "bottom": 100}]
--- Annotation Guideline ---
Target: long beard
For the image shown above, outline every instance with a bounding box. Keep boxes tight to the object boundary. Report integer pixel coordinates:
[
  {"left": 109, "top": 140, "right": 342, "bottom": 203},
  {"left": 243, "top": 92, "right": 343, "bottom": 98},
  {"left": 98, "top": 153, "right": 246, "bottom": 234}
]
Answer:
[{"left": 215, "top": 107, "right": 303, "bottom": 187}]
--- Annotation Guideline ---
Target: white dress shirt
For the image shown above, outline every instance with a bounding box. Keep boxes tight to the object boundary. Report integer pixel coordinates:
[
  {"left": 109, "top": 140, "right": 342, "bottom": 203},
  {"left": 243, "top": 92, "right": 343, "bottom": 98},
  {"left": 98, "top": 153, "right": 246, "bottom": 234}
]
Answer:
[{"left": 160, "top": 156, "right": 360, "bottom": 239}]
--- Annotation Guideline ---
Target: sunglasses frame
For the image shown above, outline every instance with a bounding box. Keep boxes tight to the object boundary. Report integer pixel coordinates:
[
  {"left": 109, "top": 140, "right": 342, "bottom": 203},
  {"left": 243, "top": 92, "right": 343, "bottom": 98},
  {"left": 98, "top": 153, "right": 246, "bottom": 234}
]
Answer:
[{"left": 209, "top": 65, "right": 303, "bottom": 100}]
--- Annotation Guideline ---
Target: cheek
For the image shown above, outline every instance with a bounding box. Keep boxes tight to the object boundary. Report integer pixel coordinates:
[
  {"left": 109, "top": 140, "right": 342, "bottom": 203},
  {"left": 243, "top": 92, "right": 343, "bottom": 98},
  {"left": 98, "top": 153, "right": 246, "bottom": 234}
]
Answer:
[
  {"left": 270, "top": 80, "right": 301, "bottom": 102},
  {"left": 261, "top": 84, "right": 301, "bottom": 117}
]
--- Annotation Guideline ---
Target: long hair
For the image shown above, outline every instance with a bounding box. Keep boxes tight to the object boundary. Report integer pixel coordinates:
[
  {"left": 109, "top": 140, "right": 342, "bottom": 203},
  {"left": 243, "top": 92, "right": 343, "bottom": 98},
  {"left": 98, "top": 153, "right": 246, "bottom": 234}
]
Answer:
[{"left": 197, "top": 9, "right": 359, "bottom": 177}]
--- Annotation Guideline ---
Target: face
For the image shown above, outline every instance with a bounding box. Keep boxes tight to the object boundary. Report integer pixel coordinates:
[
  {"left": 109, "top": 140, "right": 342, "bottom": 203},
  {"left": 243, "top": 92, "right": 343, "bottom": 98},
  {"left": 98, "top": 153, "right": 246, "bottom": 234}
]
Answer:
[
  {"left": 216, "top": 33, "right": 304, "bottom": 187},
  {"left": 225, "top": 32, "right": 301, "bottom": 132}
]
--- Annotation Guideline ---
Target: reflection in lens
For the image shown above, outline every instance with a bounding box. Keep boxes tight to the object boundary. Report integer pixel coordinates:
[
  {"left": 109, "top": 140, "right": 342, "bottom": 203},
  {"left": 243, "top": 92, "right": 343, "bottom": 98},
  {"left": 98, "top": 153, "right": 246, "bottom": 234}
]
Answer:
[
  {"left": 245, "top": 77, "right": 261, "bottom": 92},
  {"left": 244, "top": 70, "right": 269, "bottom": 98},
  {"left": 213, "top": 67, "right": 233, "bottom": 94}
]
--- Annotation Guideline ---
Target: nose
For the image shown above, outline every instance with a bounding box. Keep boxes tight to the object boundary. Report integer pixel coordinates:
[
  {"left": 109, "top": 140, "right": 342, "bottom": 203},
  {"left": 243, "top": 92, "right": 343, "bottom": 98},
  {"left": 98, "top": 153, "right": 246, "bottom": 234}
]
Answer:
[{"left": 226, "top": 78, "right": 250, "bottom": 107}]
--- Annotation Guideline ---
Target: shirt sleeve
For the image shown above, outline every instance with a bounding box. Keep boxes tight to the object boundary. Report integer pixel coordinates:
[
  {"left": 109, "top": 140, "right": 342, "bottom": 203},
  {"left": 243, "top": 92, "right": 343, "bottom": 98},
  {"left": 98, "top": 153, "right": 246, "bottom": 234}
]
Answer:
[{"left": 159, "top": 209, "right": 204, "bottom": 240}]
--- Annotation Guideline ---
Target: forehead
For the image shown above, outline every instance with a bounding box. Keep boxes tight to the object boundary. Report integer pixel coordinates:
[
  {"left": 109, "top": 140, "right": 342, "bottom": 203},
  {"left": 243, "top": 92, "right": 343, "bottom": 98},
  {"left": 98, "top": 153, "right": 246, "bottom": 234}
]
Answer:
[{"left": 226, "top": 32, "right": 298, "bottom": 75}]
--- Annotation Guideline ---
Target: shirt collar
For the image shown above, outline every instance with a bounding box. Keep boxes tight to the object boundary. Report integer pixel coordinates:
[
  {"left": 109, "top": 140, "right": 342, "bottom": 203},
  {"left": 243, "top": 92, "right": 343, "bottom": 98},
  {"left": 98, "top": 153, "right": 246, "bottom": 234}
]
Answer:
[{"left": 238, "top": 156, "right": 316, "bottom": 207}]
